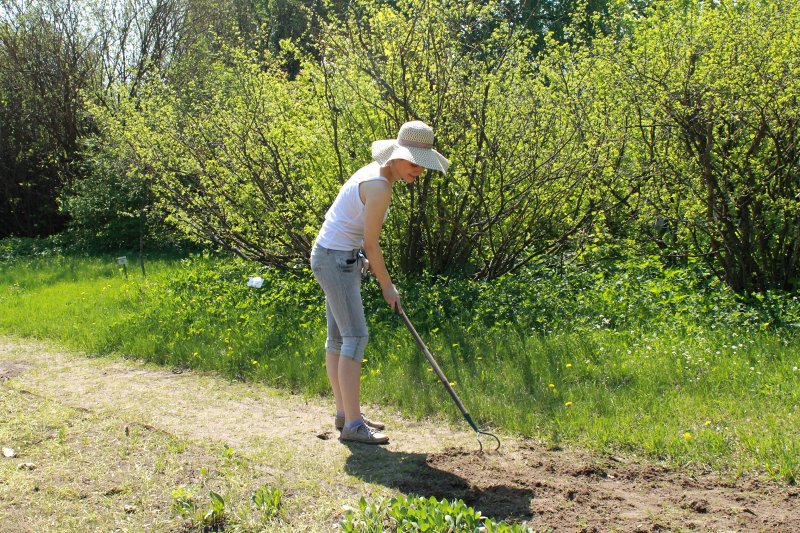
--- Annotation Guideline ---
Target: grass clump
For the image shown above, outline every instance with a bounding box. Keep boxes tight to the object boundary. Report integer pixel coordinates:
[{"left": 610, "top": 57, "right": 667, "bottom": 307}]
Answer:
[
  {"left": 171, "top": 487, "right": 227, "bottom": 531},
  {"left": 252, "top": 484, "right": 285, "bottom": 523}
]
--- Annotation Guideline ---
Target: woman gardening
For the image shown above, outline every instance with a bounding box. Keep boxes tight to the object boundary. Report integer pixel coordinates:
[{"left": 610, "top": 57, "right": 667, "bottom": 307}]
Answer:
[{"left": 310, "top": 121, "right": 449, "bottom": 444}]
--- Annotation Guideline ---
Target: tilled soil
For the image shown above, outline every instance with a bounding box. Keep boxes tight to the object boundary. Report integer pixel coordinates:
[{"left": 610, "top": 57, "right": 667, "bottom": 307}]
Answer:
[
  {"left": 1, "top": 337, "right": 797, "bottom": 532},
  {"left": 431, "top": 448, "right": 797, "bottom": 532},
  {"left": 343, "top": 441, "right": 798, "bottom": 532}
]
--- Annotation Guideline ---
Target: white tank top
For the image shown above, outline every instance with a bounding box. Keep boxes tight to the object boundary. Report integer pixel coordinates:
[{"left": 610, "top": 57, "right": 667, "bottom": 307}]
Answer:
[{"left": 315, "top": 162, "right": 390, "bottom": 250}]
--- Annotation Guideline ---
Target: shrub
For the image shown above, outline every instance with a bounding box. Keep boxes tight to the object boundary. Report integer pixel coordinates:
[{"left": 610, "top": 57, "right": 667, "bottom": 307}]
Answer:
[{"left": 339, "top": 494, "right": 533, "bottom": 532}]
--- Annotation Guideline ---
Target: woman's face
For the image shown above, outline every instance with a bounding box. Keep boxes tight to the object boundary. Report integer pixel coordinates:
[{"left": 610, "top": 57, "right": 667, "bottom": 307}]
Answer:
[{"left": 391, "top": 159, "right": 425, "bottom": 184}]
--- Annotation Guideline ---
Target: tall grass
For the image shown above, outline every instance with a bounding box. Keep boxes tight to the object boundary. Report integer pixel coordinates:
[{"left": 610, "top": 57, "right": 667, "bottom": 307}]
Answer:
[{"left": 1, "top": 243, "right": 798, "bottom": 483}]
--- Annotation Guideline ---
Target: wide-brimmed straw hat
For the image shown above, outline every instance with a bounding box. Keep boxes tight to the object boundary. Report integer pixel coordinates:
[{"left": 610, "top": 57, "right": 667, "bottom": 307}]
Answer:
[{"left": 372, "top": 121, "right": 449, "bottom": 174}]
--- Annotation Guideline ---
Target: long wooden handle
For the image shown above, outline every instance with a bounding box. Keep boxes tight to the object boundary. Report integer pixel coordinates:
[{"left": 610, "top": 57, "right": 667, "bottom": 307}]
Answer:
[{"left": 398, "top": 310, "right": 479, "bottom": 433}]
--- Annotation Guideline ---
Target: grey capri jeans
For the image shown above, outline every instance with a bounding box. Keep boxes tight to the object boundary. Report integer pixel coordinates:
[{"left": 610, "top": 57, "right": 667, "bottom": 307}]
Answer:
[{"left": 310, "top": 244, "right": 368, "bottom": 361}]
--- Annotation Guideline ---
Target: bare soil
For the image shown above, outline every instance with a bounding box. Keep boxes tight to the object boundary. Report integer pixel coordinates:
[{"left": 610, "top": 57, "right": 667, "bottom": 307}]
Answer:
[{"left": 1, "top": 337, "right": 797, "bottom": 532}]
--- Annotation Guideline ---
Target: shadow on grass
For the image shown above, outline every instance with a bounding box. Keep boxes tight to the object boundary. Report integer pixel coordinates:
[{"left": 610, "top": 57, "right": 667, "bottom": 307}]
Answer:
[{"left": 343, "top": 443, "right": 533, "bottom": 522}]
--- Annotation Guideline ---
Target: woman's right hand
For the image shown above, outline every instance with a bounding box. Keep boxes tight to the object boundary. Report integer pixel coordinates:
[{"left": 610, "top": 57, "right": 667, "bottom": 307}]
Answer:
[{"left": 382, "top": 284, "right": 402, "bottom": 313}]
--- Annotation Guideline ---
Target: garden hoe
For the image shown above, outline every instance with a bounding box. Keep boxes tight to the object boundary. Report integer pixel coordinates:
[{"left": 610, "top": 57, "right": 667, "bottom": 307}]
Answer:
[{"left": 398, "top": 308, "right": 501, "bottom": 453}]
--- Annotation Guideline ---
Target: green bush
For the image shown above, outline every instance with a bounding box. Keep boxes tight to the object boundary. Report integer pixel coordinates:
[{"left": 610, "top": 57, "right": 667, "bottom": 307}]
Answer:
[
  {"left": 0, "top": 236, "right": 65, "bottom": 261},
  {"left": 372, "top": 254, "right": 800, "bottom": 338},
  {"left": 339, "top": 495, "right": 533, "bottom": 533}
]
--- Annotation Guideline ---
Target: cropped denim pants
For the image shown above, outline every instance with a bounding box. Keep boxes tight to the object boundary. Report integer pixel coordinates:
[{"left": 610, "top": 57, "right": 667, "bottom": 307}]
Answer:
[{"left": 310, "top": 244, "right": 368, "bottom": 361}]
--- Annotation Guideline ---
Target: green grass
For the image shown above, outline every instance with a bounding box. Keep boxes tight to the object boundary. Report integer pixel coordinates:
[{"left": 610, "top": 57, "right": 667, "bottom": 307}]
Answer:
[{"left": 1, "top": 247, "right": 798, "bottom": 483}]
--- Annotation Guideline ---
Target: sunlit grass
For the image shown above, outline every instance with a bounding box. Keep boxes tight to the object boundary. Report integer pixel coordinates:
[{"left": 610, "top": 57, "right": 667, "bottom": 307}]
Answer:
[
  {"left": 1, "top": 251, "right": 798, "bottom": 483},
  {"left": 0, "top": 255, "right": 179, "bottom": 349}
]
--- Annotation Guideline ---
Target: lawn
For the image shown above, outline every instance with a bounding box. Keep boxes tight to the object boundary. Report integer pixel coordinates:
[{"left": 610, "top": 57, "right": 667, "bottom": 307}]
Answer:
[{"left": 1, "top": 247, "right": 798, "bottom": 483}]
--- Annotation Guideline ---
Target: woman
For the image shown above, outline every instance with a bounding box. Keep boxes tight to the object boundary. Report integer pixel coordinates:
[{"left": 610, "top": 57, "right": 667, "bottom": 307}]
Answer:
[{"left": 310, "top": 121, "right": 449, "bottom": 444}]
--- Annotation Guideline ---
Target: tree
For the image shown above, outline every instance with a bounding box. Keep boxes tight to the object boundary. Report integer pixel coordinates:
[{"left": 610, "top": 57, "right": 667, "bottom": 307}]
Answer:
[
  {"left": 61, "top": 0, "right": 253, "bottom": 250},
  {"left": 0, "top": 0, "right": 100, "bottom": 237},
  {"left": 617, "top": 0, "right": 800, "bottom": 292},
  {"left": 314, "top": 0, "right": 622, "bottom": 277},
  {"left": 97, "top": 0, "right": 624, "bottom": 278},
  {"left": 91, "top": 41, "right": 333, "bottom": 265},
  {"left": 502, "top": 0, "right": 651, "bottom": 52}
]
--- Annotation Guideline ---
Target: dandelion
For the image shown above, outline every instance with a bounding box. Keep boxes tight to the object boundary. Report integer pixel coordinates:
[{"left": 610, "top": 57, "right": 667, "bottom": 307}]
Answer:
[
  {"left": 548, "top": 383, "right": 555, "bottom": 388},
  {"left": 565, "top": 401, "right": 573, "bottom": 407},
  {"left": 705, "top": 420, "right": 711, "bottom": 426},
  {"left": 251, "top": 360, "right": 259, "bottom": 366},
  {"left": 683, "top": 432, "right": 692, "bottom": 442},
  {"left": 566, "top": 363, "right": 572, "bottom": 368}
]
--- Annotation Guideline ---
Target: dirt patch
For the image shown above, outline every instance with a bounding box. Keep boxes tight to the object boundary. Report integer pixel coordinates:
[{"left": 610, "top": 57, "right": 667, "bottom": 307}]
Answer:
[
  {"left": 343, "top": 443, "right": 798, "bottom": 530},
  {"left": 0, "top": 359, "right": 31, "bottom": 380},
  {"left": 419, "top": 446, "right": 799, "bottom": 531},
  {"left": 1, "top": 336, "right": 798, "bottom": 532}
]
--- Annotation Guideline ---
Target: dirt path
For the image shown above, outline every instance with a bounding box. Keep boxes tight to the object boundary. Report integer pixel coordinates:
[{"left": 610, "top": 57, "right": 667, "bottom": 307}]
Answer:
[{"left": 1, "top": 337, "right": 798, "bottom": 532}]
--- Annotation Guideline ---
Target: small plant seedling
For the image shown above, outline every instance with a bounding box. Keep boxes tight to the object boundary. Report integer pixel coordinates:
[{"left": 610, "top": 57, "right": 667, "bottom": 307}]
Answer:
[
  {"left": 252, "top": 484, "right": 284, "bottom": 522},
  {"left": 171, "top": 486, "right": 197, "bottom": 518},
  {"left": 171, "top": 486, "right": 226, "bottom": 529},
  {"left": 203, "top": 490, "right": 226, "bottom": 528}
]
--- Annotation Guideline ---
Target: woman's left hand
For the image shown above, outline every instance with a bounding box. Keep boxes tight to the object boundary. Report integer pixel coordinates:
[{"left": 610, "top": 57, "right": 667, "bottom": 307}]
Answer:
[{"left": 382, "top": 283, "right": 403, "bottom": 313}]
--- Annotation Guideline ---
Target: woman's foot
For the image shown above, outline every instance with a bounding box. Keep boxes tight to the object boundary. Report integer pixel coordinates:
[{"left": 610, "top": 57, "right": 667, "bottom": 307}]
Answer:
[
  {"left": 334, "top": 413, "right": 385, "bottom": 431},
  {"left": 339, "top": 423, "right": 389, "bottom": 444}
]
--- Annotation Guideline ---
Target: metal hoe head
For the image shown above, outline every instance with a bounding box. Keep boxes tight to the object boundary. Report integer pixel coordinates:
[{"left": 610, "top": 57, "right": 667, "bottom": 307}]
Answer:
[
  {"left": 464, "top": 412, "right": 501, "bottom": 453},
  {"left": 476, "top": 427, "right": 502, "bottom": 454}
]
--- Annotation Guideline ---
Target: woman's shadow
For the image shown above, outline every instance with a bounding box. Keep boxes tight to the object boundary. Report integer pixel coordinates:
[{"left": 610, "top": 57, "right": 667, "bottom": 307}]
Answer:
[{"left": 343, "top": 443, "right": 534, "bottom": 522}]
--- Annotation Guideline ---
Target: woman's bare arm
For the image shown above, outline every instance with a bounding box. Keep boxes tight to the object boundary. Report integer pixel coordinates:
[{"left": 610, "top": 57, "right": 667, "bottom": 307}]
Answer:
[{"left": 361, "top": 180, "right": 401, "bottom": 311}]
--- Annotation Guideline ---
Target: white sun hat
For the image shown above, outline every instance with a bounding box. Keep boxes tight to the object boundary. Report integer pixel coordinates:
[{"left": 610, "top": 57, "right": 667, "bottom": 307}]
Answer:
[{"left": 371, "top": 120, "right": 449, "bottom": 174}]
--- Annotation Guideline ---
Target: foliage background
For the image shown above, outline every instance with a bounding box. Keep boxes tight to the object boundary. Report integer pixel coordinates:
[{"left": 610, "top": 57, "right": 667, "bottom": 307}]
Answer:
[{"left": 2, "top": 0, "right": 798, "bottom": 292}]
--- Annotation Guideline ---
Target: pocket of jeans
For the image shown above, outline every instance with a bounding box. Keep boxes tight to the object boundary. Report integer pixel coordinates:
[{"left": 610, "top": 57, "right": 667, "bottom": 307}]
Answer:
[{"left": 335, "top": 255, "right": 356, "bottom": 273}]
